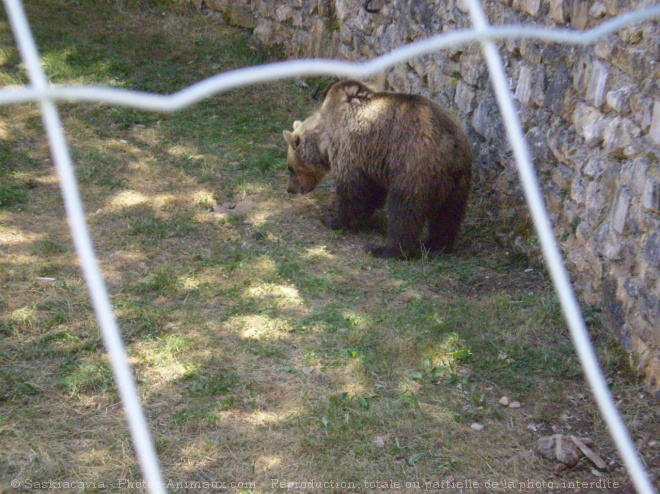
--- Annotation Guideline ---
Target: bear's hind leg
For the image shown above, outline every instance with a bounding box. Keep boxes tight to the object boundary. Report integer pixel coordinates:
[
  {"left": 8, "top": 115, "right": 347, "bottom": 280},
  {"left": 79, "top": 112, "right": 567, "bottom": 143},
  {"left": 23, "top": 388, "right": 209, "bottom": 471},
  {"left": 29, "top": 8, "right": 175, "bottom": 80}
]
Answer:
[
  {"left": 366, "top": 195, "right": 424, "bottom": 259},
  {"left": 425, "top": 192, "right": 468, "bottom": 254}
]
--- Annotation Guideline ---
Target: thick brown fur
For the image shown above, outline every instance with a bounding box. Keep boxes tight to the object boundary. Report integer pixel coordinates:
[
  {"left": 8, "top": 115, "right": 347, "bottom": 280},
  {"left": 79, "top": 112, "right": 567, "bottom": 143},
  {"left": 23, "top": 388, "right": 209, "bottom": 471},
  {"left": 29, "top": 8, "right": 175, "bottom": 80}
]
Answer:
[{"left": 283, "top": 80, "right": 473, "bottom": 259}]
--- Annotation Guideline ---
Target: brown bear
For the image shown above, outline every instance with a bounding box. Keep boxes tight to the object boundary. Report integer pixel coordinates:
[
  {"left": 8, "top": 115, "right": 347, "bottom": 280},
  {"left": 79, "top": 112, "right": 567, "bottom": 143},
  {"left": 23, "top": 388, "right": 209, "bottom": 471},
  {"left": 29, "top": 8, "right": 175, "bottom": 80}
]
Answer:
[{"left": 283, "top": 79, "right": 472, "bottom": 259}]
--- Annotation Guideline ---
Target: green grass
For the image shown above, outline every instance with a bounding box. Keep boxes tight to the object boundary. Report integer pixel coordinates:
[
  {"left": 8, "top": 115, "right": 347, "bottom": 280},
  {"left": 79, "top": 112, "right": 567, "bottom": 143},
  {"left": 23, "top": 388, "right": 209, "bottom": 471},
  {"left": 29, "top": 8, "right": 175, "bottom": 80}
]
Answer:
[{"left": 0, "top": 0, "right": 658, "bottom": 491}]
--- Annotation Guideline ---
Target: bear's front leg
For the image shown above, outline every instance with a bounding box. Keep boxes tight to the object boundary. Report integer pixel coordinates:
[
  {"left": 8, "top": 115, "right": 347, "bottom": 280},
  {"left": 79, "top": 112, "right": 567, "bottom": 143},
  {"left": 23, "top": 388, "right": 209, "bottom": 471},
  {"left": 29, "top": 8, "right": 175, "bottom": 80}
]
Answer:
[
  {"left": 322, "top": 180, "right": 386, "bottom": 232},
  {"left": 321, "top": 210, "right": 344, "bottom": 230}
]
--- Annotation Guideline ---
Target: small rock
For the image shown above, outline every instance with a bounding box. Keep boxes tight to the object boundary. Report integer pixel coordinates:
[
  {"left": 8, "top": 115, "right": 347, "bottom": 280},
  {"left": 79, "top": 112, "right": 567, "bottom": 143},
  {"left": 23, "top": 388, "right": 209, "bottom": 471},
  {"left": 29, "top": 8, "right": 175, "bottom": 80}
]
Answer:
[
  {"left": 301, "top": 367, "right": 314, "bottom": 375},
  {"left": 509, "top": 401, "right": 521, "bottom": 408},
  {"left": 373, "top": 436, "right": 386, "bottom": 447},
  {"left": 538, "top": 435, "right": 558, "bottom": 460},
  {"left": 555, "top": 435, "right": 579, "bottom": 467},
  {"left": 571, "top": 435, "right": 607, "bottom": 469},
  {"left": 539, "top": 434, "right": 605, "bottom": 470},
  {"left": 471, "top": 423, "right": 484, "bottom": 431},
  {"left": 499, "top": 396, "right": 510, "bottom": 406},
  {"left": 222, "top": 199, "right": 237, "bottom": 210}
]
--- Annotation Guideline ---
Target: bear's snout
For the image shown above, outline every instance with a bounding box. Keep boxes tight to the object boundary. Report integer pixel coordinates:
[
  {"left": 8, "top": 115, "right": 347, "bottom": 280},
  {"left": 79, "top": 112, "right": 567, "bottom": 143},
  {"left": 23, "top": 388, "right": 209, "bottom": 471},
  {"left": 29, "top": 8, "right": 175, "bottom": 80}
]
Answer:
[{"left": 287, "top": 174, "right": 319, "bottom": 195}]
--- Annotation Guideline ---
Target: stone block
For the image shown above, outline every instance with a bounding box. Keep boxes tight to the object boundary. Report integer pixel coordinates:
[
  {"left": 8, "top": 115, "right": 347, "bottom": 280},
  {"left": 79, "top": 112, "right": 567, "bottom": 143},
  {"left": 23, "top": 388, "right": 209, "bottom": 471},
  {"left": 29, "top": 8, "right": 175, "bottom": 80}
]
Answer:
[
  {"left": 649, "top": 99, "right": 660, "bottom": 146},
  {"left": 520, "top": 39, "right": 542, "bottom": 65},
  {"left": 643, "top": 232, "right": 660, "bottom": 269},
  {"left": 515, "top": 65, "right": 533, "bottom": 105},
  {"left": 594, "top": 39, "right": 613, "bottom": 59},
  {"left": 335, "top": 0, "right": 351, "bottom": 21},
  {"left": 606, "top": 86, "right": 631, "bottom": 114},
  {"left": 611, "top": 187, "right": 631, "bottom": 234},
  {"left": 589, "top": 1, "right": 608, "bottom": 19},
  {"left": 603, "top": 117, "right": 641, "bottom": 158},
  {"left": 387, "top": 65, "right": 422, "bottom": 94},
  {"left": 604, "top": 0, "right": 624, "bottom": 15},
  {"left": 531, "top": 66, "right": 546, "bottom": 107},
  {"left": 275, "top": 5, "right": 302, "bottom": 26},
  {"left": 619, "top": 26, "right": 644, "bottom": 45},
  {"left": 459, "top": 52, "right": 485, "bottom": 86},
  {"left": 551, "top": 163, "right": 574, "bottom": 190},
  {"left": 339, "top": 20, "right": 353, "bottom": 45},
  {"left": 205, "top": 0, "right": 226, "bottom": 12},
  {"left": 454, "top": 81, "right": 475, "bottom": 114},
  {"left": 585, "top": 182, "right": 609, "bottom": 228},
  {"left": 547, "top": 121, "right": 579, "bottom": 164},
  {"left": 643, "top": 178, "right": 660, "bottom": 214},
  {"left": 226, "top": 3, "right": 256, "bottom": 29},
  {"left": 584, "top": 247, "right": 604, "bottom": 279},
  {"left": 583, "top": 157, "right": 604, "bottom": 178},
  {"left": 545, "top": 64, "right": 574, "bottom": 119},
  {"left": 573, "top": 103, "right": 608, "bottom": 147},
  {"left": 512, "top": 0, "right": 541, "bottom": 17},
  {"left": 575, "top": 220, "right": 592, "bottom": 245},
  {"left": 408, "top": 55, "right": 429, "bottom": 78},
  {"left": 472, "top": 97, "right": 505, "bottom": 143},
  {"left": 630, "top": 93, "right": 654, "bottom": 132},
  {"left": 586, "top": 60, "right": 608, "bottom": 108},
  {"left": 612, "top": 45, "right": 650, "bottom": 79},
  {"left": 642, "top": 24, "right": 660, "bottom": 60},
  {"left": 428, "top": 70, "right": 458, "bottom": 108},
  {"left": 526, "top": 126, "right": 553, "bottom": 164},
  {"left": 549, "top": 0, "right": 565, "bottom": 23},
  {"left": 253, "top": 20, "right": 292, "bottom": 45},
  {"left": 545, "top": 187, "right": 564, "bottom": 218},
  {"left": 570, "top": 0, "right": 589, "bottom": 30}
]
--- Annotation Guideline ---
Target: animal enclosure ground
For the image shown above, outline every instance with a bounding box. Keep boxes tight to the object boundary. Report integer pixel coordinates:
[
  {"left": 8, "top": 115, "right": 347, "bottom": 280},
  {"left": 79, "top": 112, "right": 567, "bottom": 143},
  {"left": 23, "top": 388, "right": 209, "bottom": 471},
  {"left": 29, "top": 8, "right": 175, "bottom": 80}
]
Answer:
[{"left": 0, "top": 1, "right": 657, "bottom": 492}]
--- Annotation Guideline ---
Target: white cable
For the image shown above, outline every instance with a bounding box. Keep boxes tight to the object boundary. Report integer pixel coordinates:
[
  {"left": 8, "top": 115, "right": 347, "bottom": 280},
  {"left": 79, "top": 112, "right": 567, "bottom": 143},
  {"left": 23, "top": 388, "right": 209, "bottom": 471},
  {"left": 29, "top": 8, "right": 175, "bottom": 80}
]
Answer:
[
  {"left": 1, "top": 1, "right": 166, "bottom": 492},
  {"left": 465, "top": 1, "right": 656, "bottom": 493},
  {"left": 0, "top": 6, "right": 658, "bottom": 110},
  {"left": 1, "top": 0, "right": 657, "bottom": 492}
]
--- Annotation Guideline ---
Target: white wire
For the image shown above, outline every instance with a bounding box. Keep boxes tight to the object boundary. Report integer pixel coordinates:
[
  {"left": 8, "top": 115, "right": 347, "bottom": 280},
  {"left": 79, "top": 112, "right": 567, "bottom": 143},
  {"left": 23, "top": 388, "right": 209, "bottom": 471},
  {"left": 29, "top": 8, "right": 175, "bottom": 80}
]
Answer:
[
  {"left": 465, "top": 1, "right": 656, "bottom": 493},
  {"left": 1, "top": 1, "right": 166, "bottom": 492},
  {"left": 1, "top": 0, "right": 657, "bottom": 492}
]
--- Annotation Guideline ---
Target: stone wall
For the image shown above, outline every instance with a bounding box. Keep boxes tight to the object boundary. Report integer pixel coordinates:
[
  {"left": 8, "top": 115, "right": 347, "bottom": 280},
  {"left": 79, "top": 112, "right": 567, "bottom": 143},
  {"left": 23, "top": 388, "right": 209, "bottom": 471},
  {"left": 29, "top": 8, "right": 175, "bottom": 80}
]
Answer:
[{"left": 188, "top": 0, "right": 659, "bottom": 395}]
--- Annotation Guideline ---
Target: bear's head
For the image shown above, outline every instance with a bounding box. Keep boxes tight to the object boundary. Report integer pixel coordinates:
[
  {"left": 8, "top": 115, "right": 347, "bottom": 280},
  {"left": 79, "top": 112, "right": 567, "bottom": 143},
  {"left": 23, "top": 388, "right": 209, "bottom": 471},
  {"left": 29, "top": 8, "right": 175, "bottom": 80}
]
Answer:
[{"left": 282, "top": 116, "right": 330, "bottom": 194}]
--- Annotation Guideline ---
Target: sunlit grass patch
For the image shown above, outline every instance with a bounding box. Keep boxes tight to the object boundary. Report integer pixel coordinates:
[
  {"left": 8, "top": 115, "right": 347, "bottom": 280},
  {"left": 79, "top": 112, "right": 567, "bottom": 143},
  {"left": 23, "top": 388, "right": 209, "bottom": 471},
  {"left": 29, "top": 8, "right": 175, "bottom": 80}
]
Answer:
[{"left": 58, "top": 358, "right": 114, "bottom": 395}]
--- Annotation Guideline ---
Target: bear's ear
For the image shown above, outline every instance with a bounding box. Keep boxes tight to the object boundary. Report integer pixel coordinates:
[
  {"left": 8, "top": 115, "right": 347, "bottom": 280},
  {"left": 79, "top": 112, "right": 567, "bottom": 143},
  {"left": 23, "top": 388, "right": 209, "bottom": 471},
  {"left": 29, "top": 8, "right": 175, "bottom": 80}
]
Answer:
[
  {"left": 283, "top": 130, "right": 301, "bottom": 150},
  {"left": 342, "top": 81, "right": 375, "bottom": 104},
  {"left": 318, "top": 129, "right": 331, "bottom": 157},
  {"left": 293, "top": 120, "right": 303, "bottom": 130}
]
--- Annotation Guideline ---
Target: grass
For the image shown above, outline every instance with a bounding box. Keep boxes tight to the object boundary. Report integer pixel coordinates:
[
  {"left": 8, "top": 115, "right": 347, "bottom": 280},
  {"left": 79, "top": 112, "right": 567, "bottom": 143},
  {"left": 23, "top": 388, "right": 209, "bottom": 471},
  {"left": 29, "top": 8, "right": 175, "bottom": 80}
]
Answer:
[{"left": 1, "top": 0, "right": 658, "bottom": 491}]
